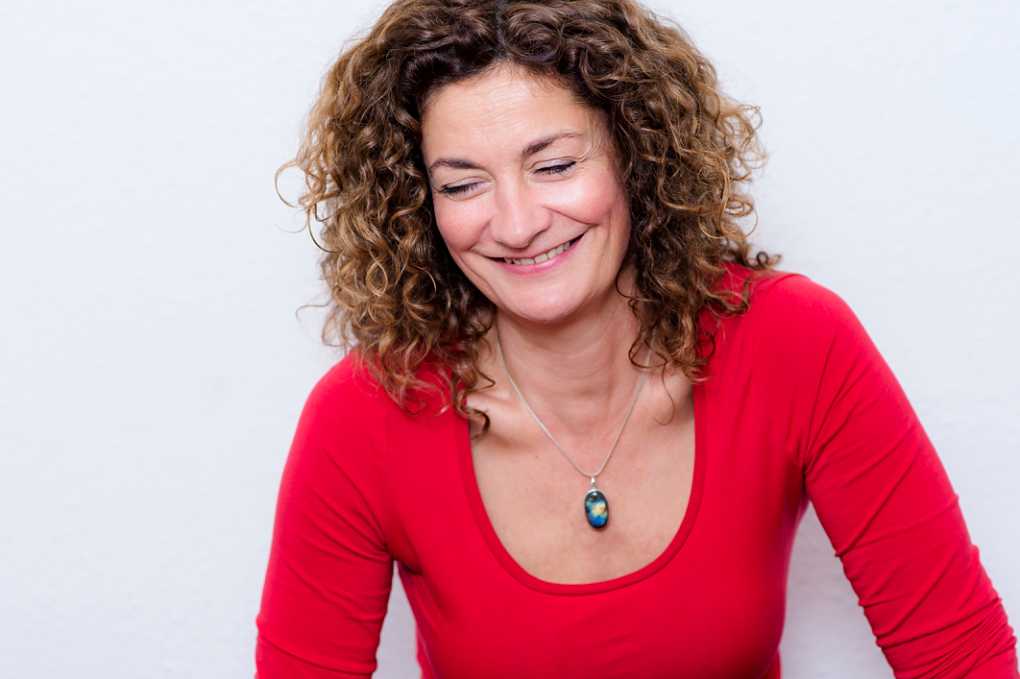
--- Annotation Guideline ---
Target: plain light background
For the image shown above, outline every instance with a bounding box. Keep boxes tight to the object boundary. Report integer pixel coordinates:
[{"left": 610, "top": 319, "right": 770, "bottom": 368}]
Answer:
[{"left": 1, "top": 1, "right": 1017, "bottom": 677}]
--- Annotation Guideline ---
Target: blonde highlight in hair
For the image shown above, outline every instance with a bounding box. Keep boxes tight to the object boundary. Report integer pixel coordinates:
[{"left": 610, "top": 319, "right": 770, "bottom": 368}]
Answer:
[{"left": 278, "top": 0, "right": 782, "bottom": 437}]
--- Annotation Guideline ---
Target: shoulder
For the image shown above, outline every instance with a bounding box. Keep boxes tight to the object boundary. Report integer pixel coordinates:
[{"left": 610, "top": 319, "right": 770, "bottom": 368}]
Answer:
[
  {"left": 705, "top": 262, "right": 859, "bottom": 337},
  {"left": 305, "top": 349, "right": 390, "bottom": 414},
  {"left": 292, "top": 349, "right": 400, "bottom": 456},
  {"left": 296, "top": 348, "right": 451, "bottom": 443},
  {"left": 740, "top": 270, "right": 882, "bottom": 392},
  {"left": 705, "top": 264, "right": 875, "bottom": 377},
  {"left": 736, "top": 266, "right": 864, "bottom": 340},
  {"left": 712, "top": 261, "right": 845, "bottom": 312},
  {"left": 750, "top": 267, "right": 852, "bottom": 314}
]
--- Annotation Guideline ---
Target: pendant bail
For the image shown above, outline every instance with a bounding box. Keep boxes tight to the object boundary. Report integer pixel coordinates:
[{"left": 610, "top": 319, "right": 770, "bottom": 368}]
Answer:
[{"left": 590, "top": 475, "right": 597, "bottom": 488}]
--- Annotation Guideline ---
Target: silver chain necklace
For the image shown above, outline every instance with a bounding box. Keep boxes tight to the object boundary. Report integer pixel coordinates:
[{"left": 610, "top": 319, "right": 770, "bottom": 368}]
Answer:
[{"left": 493, "top": 330, "right": 651, "bottom": 530}]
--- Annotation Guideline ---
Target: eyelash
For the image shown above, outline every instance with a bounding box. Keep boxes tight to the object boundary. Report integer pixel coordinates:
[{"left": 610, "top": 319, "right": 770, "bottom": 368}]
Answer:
[{"left": 438, "top": 162, "right": 576, "bottom": 196}]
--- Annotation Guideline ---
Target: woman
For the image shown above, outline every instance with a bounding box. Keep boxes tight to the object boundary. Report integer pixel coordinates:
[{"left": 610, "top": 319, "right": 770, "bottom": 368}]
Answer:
[{"left": 255, "top": 0, "right": 1018, "bottom": 677}]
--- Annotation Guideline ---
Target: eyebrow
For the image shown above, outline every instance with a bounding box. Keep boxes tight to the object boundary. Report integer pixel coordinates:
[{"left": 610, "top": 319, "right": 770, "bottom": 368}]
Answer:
[{"left": 427, "top": 130, "right": 583, "bottom": 173}]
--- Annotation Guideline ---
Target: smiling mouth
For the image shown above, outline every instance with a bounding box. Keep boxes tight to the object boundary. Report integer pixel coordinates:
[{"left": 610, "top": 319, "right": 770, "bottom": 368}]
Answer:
[{"left": 489, "top": 234, "right": 583, "bottom": 266}]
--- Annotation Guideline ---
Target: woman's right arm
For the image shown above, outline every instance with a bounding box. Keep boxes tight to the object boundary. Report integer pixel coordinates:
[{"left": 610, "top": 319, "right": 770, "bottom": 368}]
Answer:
[{"left": 254, "top": 361, "right": 395, "bottom": 678}]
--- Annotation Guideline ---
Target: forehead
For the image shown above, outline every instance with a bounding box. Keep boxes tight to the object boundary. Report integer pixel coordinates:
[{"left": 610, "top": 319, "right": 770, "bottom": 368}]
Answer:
[{"left": 420, "top": 65, "right": 598, "bottom": 159}]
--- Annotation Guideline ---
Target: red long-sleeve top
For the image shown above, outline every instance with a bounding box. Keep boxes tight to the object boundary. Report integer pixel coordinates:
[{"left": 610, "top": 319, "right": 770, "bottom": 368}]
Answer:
[{"left": 254, "top": 263, "right": 1018, "bottom": 678}]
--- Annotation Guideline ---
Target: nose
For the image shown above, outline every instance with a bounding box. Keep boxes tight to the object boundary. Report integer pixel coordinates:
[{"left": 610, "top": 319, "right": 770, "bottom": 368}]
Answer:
[{"left": 488, "top": 175, "right": 551, "bottom": 252}]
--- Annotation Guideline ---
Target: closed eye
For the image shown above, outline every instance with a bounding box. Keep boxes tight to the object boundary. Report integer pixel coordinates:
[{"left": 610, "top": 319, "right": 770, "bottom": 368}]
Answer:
[
  {"left": 538, "top": 161, "right": 576, "bottom": 176},
  {"left": 437, "top": 162, "right": 577, "bottom": 196},
  {"left": 438, "top": 183, "right": 476, "bottom": 196}
]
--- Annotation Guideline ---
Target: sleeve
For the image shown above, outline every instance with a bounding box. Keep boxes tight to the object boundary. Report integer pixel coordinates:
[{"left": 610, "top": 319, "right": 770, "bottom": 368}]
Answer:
[
  {"left": 254, "top": 365, "right": 394, "bottom": 678},
  {"left": 783, "top": 275, "right": 1019, "bottom": 677}
]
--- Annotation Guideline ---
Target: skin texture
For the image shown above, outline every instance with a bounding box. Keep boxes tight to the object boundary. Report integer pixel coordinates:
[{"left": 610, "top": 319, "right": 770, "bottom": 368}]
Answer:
[
  {"left": 421, "top": 62, "right": 630, "bottom": 328},
  {"left": 420, "top": 62, "right": 677, "bottom": 449}
]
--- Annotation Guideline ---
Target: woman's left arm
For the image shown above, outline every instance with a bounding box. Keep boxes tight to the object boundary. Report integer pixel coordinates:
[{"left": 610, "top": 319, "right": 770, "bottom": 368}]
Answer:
[{"left": 779, "top": 274, "right": 1019, "bottom": 678}]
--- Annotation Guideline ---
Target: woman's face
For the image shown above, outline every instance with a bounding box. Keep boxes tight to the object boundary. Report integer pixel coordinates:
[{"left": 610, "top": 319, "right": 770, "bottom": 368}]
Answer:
[{"left": 420, "top": 64, "right": 632, "bottom": 326}]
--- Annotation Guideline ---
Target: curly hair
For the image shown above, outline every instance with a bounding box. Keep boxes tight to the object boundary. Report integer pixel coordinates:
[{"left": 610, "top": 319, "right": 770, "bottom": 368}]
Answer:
[{"left": 277, "top": 0, "right": 782, "bottom": 437}]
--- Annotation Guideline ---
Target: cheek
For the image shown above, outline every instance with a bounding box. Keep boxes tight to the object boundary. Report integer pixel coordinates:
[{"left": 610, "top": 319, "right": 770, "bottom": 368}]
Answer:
[
  {"left": 544, "top": 167, "right": 627, "bottom": 228},
  {"left": 432, "top": 200, "right": 487, "bottom": 254}
]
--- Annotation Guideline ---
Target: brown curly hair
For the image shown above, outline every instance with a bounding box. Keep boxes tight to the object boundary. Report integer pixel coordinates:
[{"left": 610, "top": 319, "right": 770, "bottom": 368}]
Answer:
[{"left": 277, "top": 0, "right": 782, "bottom": 437}]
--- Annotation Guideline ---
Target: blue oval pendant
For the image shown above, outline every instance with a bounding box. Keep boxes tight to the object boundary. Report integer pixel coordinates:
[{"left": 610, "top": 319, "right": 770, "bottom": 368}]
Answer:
[{"left": 584, "top": 488, "right": 609, "bottom": 529}]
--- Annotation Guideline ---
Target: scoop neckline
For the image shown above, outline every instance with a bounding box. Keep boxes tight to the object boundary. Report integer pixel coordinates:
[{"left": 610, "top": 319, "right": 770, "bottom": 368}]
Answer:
[{"left": 456, "top": 376, "right": 706, "bottom": 596}]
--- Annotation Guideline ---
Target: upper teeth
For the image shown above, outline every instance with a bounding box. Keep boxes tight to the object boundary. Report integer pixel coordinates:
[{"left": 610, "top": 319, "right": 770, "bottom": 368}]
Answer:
[{"left": 503, "top": 238, "right": 575, "bottom": 266}]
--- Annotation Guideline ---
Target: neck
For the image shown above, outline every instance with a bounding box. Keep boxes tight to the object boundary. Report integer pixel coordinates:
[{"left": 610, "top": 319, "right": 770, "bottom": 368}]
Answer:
[{"left": 483, "top": 264, "right": 651, "bottom": 441}]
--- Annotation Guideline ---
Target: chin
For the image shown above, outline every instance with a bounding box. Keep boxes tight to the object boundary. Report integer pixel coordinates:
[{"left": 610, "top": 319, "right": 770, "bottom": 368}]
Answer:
[
  {"left": 500, "top": 293, "right": 588, "bottom": 325},
  {"left": 509, "top": 307, "right": 573, "bottom": 325}
]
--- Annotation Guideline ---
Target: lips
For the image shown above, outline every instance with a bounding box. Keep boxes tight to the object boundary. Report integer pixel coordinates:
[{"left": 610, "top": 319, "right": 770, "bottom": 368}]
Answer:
[
  {"left": 485, "top": 230, "right": 587, "bottom": 276},
  {"left": 488, "top": 234, "right": 582, "bottom": 264}
]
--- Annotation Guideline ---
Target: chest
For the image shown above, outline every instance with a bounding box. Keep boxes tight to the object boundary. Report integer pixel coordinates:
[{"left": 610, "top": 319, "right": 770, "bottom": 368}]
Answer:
[
  {"left": 397, "top": 367, "right": 800, "bottom": 679},
  {"left": 466, "top": 390, "right": 697, "bottom": 586}
]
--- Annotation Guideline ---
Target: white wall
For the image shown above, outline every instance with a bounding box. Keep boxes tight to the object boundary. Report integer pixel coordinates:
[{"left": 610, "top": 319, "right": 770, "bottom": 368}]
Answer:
[{"left": 0, "top": 1, "right": 1016, "bottom": 677}]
